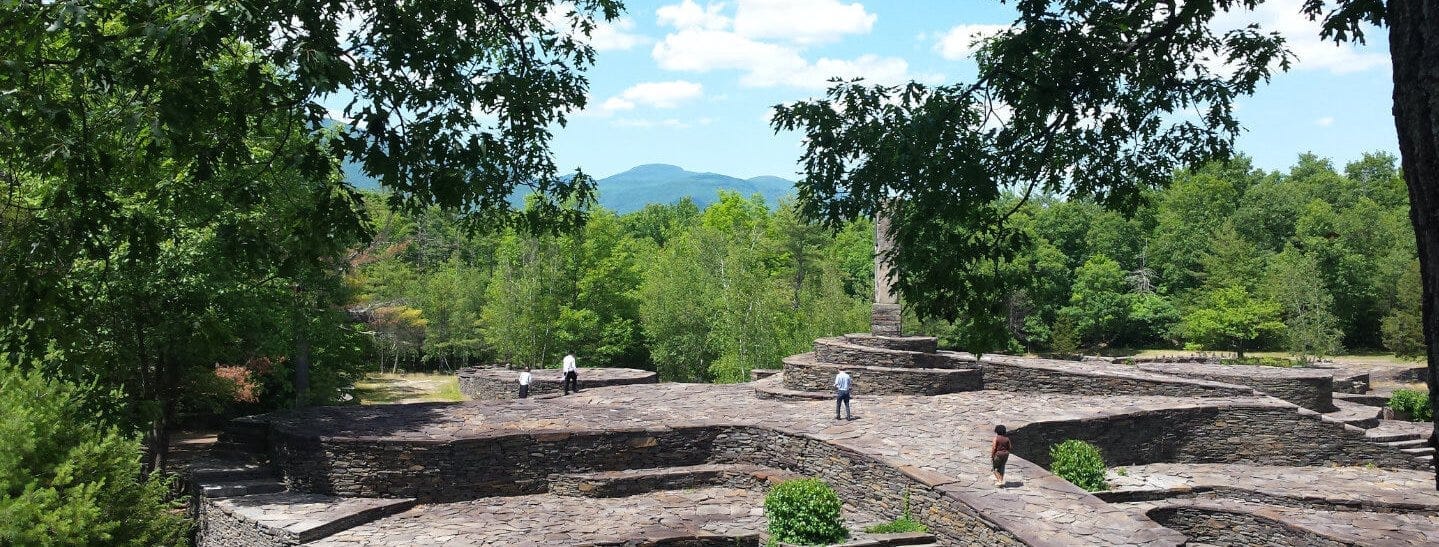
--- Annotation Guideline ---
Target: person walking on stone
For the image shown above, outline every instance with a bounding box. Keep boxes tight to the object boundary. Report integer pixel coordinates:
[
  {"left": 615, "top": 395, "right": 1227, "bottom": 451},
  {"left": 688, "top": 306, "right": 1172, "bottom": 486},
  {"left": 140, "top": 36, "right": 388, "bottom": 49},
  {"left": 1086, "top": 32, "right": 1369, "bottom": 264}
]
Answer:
[
  {"left": 562, "top": 352, "right": 579, "bottom": 395},
  {"left": 834, "top": 369, "right": 853, "bottom": 420},
  {"left": 518, "top": 366, "right": 532, "bottom": 399},
  {"left": 992, "top": 425, "right": 1013, "bottom": 487}
]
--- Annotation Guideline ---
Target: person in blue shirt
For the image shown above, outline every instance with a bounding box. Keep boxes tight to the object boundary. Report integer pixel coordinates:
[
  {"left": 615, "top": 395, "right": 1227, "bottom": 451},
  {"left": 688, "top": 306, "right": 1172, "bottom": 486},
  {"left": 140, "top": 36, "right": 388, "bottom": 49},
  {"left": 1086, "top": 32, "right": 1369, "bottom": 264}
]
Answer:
[{"left": 834, "top": 369, "right": 853, "bottom": 420}]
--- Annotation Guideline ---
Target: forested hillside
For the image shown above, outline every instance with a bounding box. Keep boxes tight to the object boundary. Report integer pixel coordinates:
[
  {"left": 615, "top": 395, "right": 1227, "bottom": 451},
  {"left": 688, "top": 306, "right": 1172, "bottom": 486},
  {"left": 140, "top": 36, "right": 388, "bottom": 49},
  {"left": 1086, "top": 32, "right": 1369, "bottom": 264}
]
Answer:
[{"left": 352, "top": 152, "right": 1421, "bottom": 382}]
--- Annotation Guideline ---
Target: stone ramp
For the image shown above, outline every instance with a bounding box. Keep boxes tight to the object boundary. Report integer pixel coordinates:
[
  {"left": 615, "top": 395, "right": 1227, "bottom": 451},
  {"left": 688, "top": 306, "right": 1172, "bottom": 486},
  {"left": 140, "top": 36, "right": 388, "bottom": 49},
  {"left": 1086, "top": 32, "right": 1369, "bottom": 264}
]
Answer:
[{"left": 1325, "top": 398, "right": 1383, "bottom": 428}]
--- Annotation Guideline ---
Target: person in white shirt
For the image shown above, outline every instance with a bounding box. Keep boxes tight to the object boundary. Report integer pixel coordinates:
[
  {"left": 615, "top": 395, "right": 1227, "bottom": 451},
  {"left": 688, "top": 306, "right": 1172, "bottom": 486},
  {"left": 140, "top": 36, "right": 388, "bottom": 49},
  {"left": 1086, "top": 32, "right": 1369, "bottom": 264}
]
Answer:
[
  {"left": 562, "top": 352, "right": 579, "bottom": 395},
  {"left": 834, "top": 369, "right": 853, "bottom": 420},
  {"left": 518, "top": 366, "right": 533, "bottom": 399}
]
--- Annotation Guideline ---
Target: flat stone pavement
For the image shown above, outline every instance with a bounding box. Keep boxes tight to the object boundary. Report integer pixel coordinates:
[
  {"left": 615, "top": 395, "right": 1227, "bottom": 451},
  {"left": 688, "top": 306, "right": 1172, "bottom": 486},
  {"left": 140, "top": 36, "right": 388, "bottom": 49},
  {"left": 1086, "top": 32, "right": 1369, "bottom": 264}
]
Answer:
[
  {"left": 313, "top": 487, "right": 769, "bottom": 546},
  {"left": 1119, "top": 498, "right": 1439, "bottom": 546},
  {"left": 1103, "top": 463, "right": 1439, "bottom": 511},
  {"left": 269, "top": 384, "right": 1305, "bottom": 546}
]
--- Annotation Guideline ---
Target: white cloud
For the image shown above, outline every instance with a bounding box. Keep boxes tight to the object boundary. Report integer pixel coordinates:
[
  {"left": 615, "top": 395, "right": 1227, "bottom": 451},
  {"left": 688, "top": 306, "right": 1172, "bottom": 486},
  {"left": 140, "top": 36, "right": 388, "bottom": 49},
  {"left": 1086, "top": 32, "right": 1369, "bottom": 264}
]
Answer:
[
  {"left": 651, "top": 1, "right": 918, "bottom": 89},
  {"left": 732, "top": 0, "right": 876, "bottom": 45},
  {"left": 590, "top": 17, "right": 649, "bottom": 51},
  {"left": 934, "top": 24, "right": 1008, "bottom": 60},
  {"left": 653, "top": 28, "right": 802, "bottom": 73},
  {"left": 657, "top": 0, "right": 730, "bottom": 30},
  {"left": 601, "top": 80, "right": 705, "bottom": 113},
  {"left": 612, "top": 117, "right": 693, "bottom": 129},
  {"left": 1213, "top": 0, "right": 1387, "bottom": 75},
  {"left": 1316, "top": 116, "right": 1335, "bottom": 127}
]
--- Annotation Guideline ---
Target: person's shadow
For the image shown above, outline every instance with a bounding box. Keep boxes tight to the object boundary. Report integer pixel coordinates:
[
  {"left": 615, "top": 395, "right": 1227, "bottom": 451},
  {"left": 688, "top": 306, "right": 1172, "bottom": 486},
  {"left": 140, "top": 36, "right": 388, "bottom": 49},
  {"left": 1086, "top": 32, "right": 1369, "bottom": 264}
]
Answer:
[{"left": 998, "top": 480, "right": 1025, "bottom": 488}]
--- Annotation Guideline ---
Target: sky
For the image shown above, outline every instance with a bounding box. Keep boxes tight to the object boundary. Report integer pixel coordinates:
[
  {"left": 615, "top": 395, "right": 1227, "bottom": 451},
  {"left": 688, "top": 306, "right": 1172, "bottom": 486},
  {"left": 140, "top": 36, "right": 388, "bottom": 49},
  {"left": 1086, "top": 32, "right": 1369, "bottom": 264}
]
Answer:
[{"left": 545, "top": 0, "right": 1399, "bottom": 181}]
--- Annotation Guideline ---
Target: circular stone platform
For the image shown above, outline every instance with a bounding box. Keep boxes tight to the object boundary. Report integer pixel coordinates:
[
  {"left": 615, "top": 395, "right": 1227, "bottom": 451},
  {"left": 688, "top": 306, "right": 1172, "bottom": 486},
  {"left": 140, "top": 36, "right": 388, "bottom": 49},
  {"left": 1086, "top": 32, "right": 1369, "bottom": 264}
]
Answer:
[{"left": 456, "top": 366, "right": 657, "bottom": 400}]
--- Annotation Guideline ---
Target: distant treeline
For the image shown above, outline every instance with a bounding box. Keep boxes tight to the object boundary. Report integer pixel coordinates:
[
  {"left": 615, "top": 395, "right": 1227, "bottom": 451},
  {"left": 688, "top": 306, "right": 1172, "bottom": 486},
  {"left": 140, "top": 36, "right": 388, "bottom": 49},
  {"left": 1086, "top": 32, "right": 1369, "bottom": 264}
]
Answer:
[{"left": 353, "top": 151, "right": 1421, "bottom": 380}]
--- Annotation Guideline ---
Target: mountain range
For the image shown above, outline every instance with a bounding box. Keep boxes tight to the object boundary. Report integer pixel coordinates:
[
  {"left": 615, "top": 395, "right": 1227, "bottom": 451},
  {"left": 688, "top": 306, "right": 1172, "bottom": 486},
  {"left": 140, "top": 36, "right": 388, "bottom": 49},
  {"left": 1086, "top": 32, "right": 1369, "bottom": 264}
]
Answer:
[{"left": 343, "top": 162, "right": 795, "bottom": 214}]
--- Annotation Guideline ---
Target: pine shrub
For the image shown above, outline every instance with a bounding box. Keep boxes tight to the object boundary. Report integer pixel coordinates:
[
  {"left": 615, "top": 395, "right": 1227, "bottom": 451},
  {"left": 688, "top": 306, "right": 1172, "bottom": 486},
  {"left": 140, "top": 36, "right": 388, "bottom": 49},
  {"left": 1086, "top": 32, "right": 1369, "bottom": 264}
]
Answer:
[
  {"left": 764, "top": 478, "right": 848, "bottom": 545},
  {"left": 0, "top": 360, "right": 190, "bottom": 545},
  {"left": 1049, "top": 439, "right": 1108, "bottom": 492},
  {"left": 1388, "top": 389, "right": 1433, "bottom": 422}
]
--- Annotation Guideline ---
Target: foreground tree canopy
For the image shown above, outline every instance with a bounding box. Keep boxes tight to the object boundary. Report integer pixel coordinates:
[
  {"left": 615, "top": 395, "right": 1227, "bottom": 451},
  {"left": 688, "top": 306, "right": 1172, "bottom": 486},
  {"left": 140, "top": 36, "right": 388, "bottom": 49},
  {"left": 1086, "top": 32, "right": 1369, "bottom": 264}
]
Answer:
[
  {"left": 0, "top": 0, "right": 619, "bottom": 475},
  {"left": 775, "top": 0, "right": 1438, "bottom": 487}
]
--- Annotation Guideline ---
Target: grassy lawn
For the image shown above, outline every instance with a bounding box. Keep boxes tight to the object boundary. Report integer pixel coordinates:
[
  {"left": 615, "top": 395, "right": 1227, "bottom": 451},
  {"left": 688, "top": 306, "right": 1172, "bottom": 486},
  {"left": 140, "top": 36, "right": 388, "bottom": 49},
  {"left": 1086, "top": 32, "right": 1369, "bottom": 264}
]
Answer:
[{"left": 354, "top": 372, "right": 465, "bottom": 405}]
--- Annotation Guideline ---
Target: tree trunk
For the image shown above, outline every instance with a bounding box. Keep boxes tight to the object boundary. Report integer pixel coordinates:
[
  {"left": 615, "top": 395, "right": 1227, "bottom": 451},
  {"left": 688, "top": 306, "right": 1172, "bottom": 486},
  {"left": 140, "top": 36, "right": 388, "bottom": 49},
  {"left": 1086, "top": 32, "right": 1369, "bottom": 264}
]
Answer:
[
  {"left": 294, "top": 320, "right": 311, "bottom": 408},
  {"left": 1387, "top": 0, "right": 1439, "bottom": 490}
]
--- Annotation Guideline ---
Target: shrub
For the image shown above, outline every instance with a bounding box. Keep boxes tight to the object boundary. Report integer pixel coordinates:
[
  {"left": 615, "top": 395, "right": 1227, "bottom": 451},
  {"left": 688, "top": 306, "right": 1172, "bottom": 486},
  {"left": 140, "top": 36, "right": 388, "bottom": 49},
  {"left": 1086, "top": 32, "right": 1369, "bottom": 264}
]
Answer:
[
  {"left": 1388, "top": 389, "right": 1433, "bottom": 422},
  {"left": 1050, "top": 440, "right": 1108, "bottom": 492},
  {"left": 764, "top": 478, "right": 848, "bottom": 545},
  {"left": 1221, "top": 357, "right": 1299, "bottom": 368},
  {"left": 0, "top": 359, "right": 190, "bottom": 545}
]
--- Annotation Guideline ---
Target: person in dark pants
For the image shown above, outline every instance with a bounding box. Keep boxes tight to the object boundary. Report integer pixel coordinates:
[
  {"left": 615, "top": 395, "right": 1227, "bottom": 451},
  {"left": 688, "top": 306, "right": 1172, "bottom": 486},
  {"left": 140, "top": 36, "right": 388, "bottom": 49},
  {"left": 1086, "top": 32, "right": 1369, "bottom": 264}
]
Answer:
[
  {"left": 992, "top": 424, "right": 1013, "bottom": 487},
  {"left": 562, "top": 352, "right": 578, "bottom": 395},
  {"left": 518, "top": 366, "right": 532, "bottom": 399},
  {"left": 833, "top": 369, "right": 852, "bottom": 420}
]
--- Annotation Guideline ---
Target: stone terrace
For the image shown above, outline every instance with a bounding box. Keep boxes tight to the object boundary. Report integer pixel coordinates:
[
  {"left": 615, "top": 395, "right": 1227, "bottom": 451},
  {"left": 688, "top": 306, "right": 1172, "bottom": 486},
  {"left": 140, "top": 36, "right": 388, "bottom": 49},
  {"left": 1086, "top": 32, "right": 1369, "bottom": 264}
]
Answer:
[{"left": 244, "top": 381, "right": 1428, "bottom": 546}]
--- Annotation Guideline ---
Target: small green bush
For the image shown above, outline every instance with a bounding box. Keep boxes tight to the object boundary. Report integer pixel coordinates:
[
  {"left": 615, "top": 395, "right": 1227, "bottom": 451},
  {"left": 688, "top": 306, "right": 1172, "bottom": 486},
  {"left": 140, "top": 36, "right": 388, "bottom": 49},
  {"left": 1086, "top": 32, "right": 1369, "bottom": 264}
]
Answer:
[
  {"left": 1388, "top": 389, "right": 1433, "bottom": 422},
  {"left": 764, "top": 478, "right": 848, "bottom": 545},
  {"left": 1050, "top": 440, "right": 1108, "bottom": 492}
]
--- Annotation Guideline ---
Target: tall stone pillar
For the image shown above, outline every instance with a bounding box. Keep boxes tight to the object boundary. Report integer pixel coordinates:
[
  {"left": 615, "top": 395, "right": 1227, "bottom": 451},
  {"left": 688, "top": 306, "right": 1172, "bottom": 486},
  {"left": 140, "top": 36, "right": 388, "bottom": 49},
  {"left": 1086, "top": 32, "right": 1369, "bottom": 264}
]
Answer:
[{"left": 872, "top": 206, "right": 901, "bottom": 335}]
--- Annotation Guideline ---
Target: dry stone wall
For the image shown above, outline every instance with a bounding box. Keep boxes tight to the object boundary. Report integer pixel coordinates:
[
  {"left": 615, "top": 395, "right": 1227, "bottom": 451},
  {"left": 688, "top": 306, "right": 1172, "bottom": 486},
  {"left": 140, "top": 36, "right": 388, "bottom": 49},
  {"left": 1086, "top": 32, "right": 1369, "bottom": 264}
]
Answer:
[
  {"left": 1134, "top": 362, "right": 1336, "bottom": 412},
  {"left": 197, "top": 501, "right": 298, "bottom": 547},
  {"left": 1009, "top": 405, "right": 1426, "bottom": 470},
  {"left": 980, "top": 358, "right": 1256, "bottom": 398},
  {"left": 1144, "top": 506, "right": 1346, "bottom": 547},
  {"left": 781, "top": 355, "right": 982, "bottom": 395}
]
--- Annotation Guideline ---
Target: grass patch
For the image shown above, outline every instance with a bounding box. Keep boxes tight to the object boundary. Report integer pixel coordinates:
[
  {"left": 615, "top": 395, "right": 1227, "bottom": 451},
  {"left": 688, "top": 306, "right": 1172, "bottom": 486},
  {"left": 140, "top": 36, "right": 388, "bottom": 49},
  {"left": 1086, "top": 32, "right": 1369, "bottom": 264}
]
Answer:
[
  {"left": 863, "top": 517, "right": 928, "bottom": 534},
  {"left": 354, "top": 372, "right": 464, "bottom": 404},
  {"left": 1221, "top": 356, "right": 1301, "bottom": 368}
]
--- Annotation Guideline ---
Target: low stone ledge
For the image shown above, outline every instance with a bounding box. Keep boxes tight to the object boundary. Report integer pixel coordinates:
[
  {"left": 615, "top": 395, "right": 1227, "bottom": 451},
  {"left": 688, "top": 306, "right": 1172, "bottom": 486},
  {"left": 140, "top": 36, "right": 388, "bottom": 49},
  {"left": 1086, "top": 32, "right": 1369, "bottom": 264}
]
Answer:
[
  {"left": 782, "top": 354, "right": 983, "bottom": 395},
  {"left": 457, "top": 366, "right": 657, "bottom": 400},
  {"left": 1134, "top": 361, "right": 1336, "bottom": 412}
]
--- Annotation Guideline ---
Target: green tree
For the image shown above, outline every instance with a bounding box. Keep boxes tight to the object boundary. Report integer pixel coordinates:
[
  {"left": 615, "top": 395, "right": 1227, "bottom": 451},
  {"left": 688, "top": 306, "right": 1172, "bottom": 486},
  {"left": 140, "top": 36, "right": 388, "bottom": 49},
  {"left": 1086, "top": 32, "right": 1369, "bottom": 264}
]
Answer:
[
  {"left": 1060, "top": 256, "right": 1131, "bottom": 347},
  {"left": 1180, "top": 285, "right": 1285, "bottom": 358},
  {"left": 1266, "top": 247, "right": 1344, "bottom": 361},
  {"left": 1384, "top": 260, "right": 1425, "bottom": 358},
  {"left": 0, "top": 359, "right": 188, "bottom": 545}
]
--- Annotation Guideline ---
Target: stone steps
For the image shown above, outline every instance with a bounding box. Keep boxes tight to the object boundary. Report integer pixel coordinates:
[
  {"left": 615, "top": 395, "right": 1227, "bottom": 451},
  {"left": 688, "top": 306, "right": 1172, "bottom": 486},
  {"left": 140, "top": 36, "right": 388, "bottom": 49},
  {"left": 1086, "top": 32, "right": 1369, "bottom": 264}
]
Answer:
[
  {"left": 549, "top": 463, "right": 798, "bottom": 498},
  {"left": 1323, "top": 399, "right": 1382, "bottom": 428},
  {"left": 812, "top": 337, "right": 977, "bottom": 370},
  {"left": 201, "top": 492, "right": 418, "bottom": 545},
  {"left": 1332, "top": 391, "right": 1389, "bottom": 407},
  {"left": 752, "top": 373, "right": 838, "bottom": 401},
  {"left": 840, "top": 333, "right": 939, "bottom": 353},
  {"left": 200, "top": 478, "right": 287, "bottom": 498}
]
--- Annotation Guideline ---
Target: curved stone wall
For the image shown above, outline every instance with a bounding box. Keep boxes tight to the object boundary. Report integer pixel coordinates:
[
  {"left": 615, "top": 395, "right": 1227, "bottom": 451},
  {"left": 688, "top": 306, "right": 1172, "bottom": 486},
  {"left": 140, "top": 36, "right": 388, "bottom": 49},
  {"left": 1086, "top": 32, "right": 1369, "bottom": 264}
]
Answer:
[
  {"left": 813, "top": 338, "right": 974, "bottom": 369},
  {"left": 1133, "top": 362, "right": 1336, "bottom": 411},
  {"left": 1144, "top": 505, "right": 1346, "bottom": 547},
  {"left": 780, "top": 354, "right": 982, "bottom": 395},
  {"left": 1007, "top": 404, "right": 1425, "bottom": 470},
  {"left": 979, "top": 356, "right": 1257, "bottom": 398},
  {"left": 841, "top": 333, "right": 939, "bottom": 353},
  {"left": 457, "top": 366, "right": 657, "bottom": 400},
  {"left": 266, "top": 424, "right": 1026, "bottom": 545}
]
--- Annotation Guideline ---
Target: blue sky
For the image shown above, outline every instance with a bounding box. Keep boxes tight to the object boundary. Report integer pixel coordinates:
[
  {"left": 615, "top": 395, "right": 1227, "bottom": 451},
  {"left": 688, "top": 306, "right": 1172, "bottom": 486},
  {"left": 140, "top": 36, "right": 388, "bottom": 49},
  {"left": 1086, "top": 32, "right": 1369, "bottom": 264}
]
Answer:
[{"left": 548, "top": 0, "right": 1398, "bottom": 180}]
